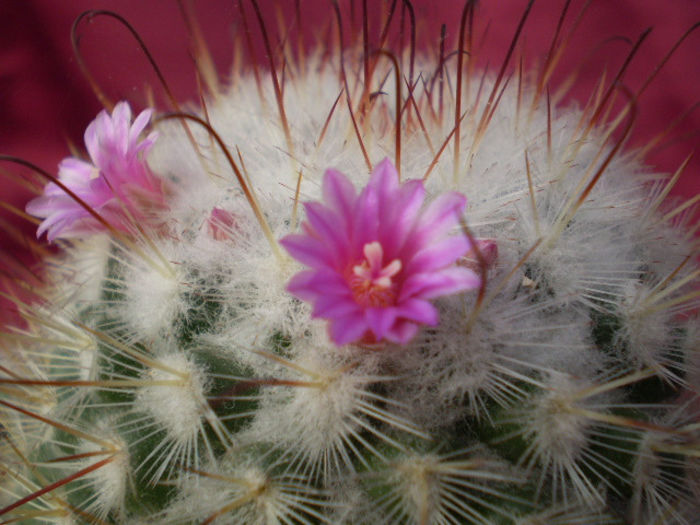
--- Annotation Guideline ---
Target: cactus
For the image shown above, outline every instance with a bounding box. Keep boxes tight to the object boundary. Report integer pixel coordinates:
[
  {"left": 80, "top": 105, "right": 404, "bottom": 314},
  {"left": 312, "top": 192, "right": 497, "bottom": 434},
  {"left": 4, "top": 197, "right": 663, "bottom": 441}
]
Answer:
[{"left": 1, "top": 2, "right": 698, "bottom": 524}]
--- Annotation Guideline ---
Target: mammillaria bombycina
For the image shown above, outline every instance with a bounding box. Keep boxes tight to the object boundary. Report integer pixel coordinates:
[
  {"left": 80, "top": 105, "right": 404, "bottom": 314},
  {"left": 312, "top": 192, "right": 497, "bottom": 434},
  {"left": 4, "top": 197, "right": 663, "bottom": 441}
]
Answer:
[{"left": 1, "top": 2, "right": 698, "bottom": 524}]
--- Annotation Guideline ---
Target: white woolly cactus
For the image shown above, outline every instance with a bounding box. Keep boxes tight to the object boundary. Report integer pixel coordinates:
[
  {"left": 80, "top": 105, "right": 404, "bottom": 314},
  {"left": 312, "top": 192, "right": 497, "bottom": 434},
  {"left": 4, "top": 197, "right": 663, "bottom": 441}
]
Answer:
[{"left": 1, "top": 2, "right": 699, "bottom": 524}]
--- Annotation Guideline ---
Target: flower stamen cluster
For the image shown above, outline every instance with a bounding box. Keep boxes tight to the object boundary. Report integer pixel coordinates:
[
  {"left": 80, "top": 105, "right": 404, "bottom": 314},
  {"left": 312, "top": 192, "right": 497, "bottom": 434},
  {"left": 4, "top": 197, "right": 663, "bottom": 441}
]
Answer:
[{"left": 349, "top": 242, "right": 402, "bottom": 307}]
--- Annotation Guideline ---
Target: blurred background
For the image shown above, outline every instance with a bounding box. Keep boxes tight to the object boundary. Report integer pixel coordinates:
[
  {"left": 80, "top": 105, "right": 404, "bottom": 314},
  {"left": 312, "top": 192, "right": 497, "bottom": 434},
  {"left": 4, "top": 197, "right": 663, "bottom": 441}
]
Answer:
[{"left": 1, "top": 0, "right": 698, "bottom": 314}]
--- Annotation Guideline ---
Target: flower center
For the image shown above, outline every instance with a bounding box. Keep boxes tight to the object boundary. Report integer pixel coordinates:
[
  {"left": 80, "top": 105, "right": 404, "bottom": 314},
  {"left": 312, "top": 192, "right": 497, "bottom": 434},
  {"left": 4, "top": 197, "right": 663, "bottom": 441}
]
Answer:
[{"left": 349, "top": 241, "right": 402, "bottom": 307}]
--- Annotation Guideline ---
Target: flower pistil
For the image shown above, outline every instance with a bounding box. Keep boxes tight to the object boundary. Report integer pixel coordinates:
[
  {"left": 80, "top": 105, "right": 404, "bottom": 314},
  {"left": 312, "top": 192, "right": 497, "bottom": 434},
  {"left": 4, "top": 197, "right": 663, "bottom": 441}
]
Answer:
[{"left": 350, "top": 242, "right": 402, "bottom": 307}]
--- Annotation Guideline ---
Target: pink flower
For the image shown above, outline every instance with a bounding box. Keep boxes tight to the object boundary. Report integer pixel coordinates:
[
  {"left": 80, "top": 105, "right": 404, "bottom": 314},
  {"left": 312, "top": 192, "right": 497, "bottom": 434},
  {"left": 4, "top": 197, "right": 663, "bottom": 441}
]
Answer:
[
  {"left": 281, "top": 158, "right": 481, "bottom": 345},
  {"left": 206, "top": 207, "right": 236, "bottom": 241},
  {"left": 459, "top": 239, "right": 499, "bottom": 273},
  {"left": 26, "top": 102, "right": 165, "bottom": 241}
]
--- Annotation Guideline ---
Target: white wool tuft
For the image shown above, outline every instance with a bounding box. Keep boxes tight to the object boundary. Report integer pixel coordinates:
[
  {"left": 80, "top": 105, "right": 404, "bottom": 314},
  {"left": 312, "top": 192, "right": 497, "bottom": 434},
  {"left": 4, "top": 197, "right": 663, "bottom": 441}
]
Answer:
[
  {"left": 79, "top": 420, "right": 130, "bottom": 520},
  {"left": 245, "top": 350, "right": 376, "bottom": 474},
  {"left": 136, "top": 352, "right": 210, "bottom": 446},
  {"left": 119, "top": 245, "right": 185, "bottom": 342}
]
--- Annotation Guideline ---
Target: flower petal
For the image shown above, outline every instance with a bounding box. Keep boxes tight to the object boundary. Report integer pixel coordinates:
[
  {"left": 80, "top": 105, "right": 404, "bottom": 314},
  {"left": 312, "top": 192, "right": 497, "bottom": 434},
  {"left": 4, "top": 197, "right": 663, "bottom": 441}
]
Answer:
[
  {"left": 36, "top": 210, "right": 80, "bottom": 240},
  {"left": 368, "top": 157, "right": 400, "bottom": 208},
  {"left": 399, "top": 266, "right": 480, "bottom": 301},
  {"left": 129, "top": 108, "right": 153, "bottom": 148},
  {"left": 365, "top": 307, "right": 397, "bottom": 341},
  {"left": 84, "top": 112, "right": 104, "bottom": 164},
  {"left": 352, "top": 183, "right": 380, "bottom": 250},
  {"left": 415, "top": 192, "right": 466, "bottom": 238},
  {"left": 111, "top": 102, "right": 132, "bottom": 156},
  {"left": 56, "top": 158, "right": 95, "bottom": 185},
  {"left": 396, "top": 298, "right": 439, "bottom": 325},
  {"left": 380, "top": 179, "right": 425, "bottom": 257},
  {"left": 329, "top": 312, "right": 369, "bottom": 345},
  {"left": 384, "top": 320, "right": 419, "bottom": 344},
  {"left": 405, "top": 234, "right": 471, "bottom": 274},
  {"left": 280, "top": 234, "right": 335, "bottom": 269},
  {"left": 313, "top": 295, "right": 361, "bottom": 319},
  {"left": 303, "top": 201, "right": 350, "bottom": 263},
  {"left": 286, "top": 270, "right": 322, "bottom": 301},
  {"left": 321, "top": 168, "right": 356, "bottom": 227}
]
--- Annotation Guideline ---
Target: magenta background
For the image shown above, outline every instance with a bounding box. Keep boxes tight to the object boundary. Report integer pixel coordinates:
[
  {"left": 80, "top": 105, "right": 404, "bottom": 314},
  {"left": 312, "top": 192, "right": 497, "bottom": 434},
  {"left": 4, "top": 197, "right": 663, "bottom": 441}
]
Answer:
[{"left": 1, "top": 1, "right": 698, "bottom": 267}]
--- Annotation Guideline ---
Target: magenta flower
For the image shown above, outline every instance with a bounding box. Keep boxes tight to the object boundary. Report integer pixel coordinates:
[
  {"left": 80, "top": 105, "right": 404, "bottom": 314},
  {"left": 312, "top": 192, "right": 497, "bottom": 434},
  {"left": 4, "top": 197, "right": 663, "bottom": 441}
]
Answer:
[
  {"left": 26, "top": 102, "right": 165, "bottom": 241},
  {"left": 281, "top": 158, "right": 481, "bottom": 345}
]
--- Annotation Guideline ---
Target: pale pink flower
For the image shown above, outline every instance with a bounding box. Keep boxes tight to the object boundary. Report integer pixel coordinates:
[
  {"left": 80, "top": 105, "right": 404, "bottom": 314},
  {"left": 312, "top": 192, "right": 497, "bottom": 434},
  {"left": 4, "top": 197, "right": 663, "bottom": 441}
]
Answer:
[
  {"left": 281, "top": 158, "right": 481, "bottom": 345},
  {"left": 459, "top": 239, "right": 498, "bottom": 273},
  {"left": 206, "top": 207, "right": 236, "bottom": 241},
  {"left": 26, "top": 102, "right": 165, "bottom": 241}
]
